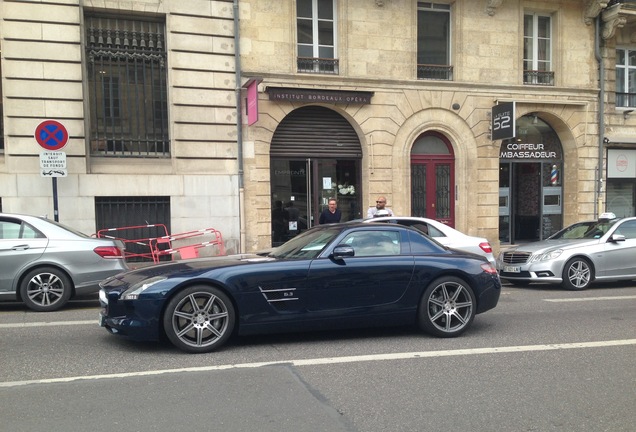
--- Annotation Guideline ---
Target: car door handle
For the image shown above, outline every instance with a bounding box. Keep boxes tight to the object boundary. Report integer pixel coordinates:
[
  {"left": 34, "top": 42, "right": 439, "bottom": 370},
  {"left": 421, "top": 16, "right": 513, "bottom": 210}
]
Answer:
[{"left": 12, "top": 244, "right": 31, "bottom": 251}]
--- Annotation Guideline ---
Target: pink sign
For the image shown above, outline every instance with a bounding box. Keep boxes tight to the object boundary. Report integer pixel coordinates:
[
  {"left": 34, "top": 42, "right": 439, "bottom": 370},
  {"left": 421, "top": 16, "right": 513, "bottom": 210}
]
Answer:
[{"left": 246, "top": 79, "right": 259, "bottom": 126}]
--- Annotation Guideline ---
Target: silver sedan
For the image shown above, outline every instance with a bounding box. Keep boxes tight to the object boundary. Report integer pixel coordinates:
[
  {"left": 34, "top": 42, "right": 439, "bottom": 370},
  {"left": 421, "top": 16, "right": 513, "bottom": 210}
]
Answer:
[
  {"left": 497, "top": 213, "right": 636, "bottom": 290},
  {"left": 364, "top": 216, "right": 496, "bottom": 265},
  {"left": 0, "top": 213, "right": 129, "bottom": 311}
]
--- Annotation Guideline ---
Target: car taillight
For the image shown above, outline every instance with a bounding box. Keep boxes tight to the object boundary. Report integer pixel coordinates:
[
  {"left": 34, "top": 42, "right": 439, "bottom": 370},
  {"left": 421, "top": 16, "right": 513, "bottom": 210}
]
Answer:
[
  {"left": 481, "top": 263, "right": 498, "bottom": 274},
  {"left": 479, "top": 242, "right": 493, "bottom": 254},
  {"left": 94, "top": 246, "right": 124, "bottom": 258}
]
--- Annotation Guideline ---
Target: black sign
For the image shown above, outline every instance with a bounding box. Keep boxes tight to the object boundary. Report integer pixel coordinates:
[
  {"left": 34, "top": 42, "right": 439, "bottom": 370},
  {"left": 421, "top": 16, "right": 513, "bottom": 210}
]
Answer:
[
  {"left": 266, "top": 87, "right": 374, "bottom": 104},
  {"left": 491, "top": 102, "right": 515, "bottom": 140}
]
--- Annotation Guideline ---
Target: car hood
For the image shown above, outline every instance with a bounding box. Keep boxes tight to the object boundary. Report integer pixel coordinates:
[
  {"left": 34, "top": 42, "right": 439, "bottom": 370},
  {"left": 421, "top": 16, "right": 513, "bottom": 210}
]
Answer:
[
  {"left": 101, "top": 254, "right": 274, "bottom": 287},
  {"left": 506, "top": 238, "right": 599, "bottom": 254}
]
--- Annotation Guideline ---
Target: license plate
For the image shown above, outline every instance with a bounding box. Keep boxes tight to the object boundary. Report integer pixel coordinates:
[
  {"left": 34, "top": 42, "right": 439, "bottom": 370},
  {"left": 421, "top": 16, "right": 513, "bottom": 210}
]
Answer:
[
  {"left": 504, "top": 266, "right": 521, "bottom": 273},
  {"left": 98, "top": 313, "right": 105, "bottom": 327}
]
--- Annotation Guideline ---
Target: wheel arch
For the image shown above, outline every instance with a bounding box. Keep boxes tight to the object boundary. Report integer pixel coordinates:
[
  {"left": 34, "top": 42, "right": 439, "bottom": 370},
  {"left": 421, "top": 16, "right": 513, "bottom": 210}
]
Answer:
[
  {"left": 564, "top": 254, "right": 597, "bottom": 280},
  {"left": 157, "top": 280, "right": 240, "bottom": 340},
  {"left": 15, "top": 264, "right": 76, "bottom": 302},
  {"left": 415, "top": 271, "right": 476, "bottom": 313}
]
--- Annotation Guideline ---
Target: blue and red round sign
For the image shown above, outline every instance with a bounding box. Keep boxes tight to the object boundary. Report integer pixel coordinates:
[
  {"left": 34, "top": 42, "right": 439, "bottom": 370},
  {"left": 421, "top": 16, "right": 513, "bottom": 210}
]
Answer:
[{"left": 35, "top": 120, "right": 69, "bottom": 150}]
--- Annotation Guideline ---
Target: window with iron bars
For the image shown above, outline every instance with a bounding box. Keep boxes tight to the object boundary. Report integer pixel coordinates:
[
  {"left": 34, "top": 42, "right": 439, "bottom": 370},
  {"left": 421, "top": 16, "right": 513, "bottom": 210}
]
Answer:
[
  {"left": 296, "top": 0, "right": 338, "bottom": 74},
  {"left": 616, "top": 48, "right": 636, "bottom": 108},
  {"left": 417, "top": 3, "right": 452, "bottom": 81},
  {"left": 85, "top": 15, "right": 169, "bottom": 158}
]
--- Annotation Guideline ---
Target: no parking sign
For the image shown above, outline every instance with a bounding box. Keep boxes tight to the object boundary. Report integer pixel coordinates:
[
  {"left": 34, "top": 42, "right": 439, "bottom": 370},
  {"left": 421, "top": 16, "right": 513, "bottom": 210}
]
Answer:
[{"left": 35, "top": 120, "right": 69, "bottom": 150}]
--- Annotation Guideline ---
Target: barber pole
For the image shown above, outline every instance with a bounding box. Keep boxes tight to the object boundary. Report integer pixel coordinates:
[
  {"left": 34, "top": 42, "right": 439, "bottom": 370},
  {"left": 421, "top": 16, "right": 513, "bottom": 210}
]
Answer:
[{"left": 551, "top": 165, "right": 558, "bottom": 185}]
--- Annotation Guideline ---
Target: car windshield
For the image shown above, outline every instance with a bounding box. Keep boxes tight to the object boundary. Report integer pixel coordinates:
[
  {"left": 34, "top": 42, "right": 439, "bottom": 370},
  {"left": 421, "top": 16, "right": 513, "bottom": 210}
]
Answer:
[
  {"left": 269, "top": 228, "right": 340, "bottom": 260},
  {"left": 550, "top": 219, "right": 619, "bottom": 240}
]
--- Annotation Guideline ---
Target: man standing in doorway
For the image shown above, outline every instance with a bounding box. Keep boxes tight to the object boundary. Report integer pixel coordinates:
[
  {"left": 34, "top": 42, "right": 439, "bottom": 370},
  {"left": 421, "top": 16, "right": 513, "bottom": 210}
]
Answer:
[
  {"left": 367, "top": 196, "right": 394, "bottom": 218},
  {"left": 319, "top": 198, "right": 342, "bottom": 224}
]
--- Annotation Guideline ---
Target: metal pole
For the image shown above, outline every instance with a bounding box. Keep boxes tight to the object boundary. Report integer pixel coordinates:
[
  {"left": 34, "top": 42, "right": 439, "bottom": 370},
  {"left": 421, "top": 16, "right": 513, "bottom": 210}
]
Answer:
[{"left": 52, "top": 178, "right": 59, "bottom": 222}]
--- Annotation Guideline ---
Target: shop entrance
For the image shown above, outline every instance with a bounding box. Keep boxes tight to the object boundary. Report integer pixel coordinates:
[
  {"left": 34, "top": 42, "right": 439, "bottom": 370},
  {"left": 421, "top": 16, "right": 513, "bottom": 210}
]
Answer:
[
  {"left": 499, "top": 115, "right": 564, "bottom": 244},
  {"left": 269, "top": 106, "right": 362, "bottom": 246}
]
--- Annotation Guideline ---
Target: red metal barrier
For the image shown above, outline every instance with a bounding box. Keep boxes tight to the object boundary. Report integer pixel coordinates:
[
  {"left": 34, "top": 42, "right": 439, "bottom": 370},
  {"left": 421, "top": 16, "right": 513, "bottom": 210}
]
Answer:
[
  {"left": 150, "top": 228, "right": 226, "bottom": 261},
  {"left": 96, "top": 224, "right": 169, "bottom": 262}
]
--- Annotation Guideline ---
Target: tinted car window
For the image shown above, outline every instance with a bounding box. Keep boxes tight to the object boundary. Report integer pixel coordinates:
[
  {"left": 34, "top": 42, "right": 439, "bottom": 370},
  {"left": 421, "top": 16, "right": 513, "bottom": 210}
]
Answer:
[
  {"left": 408, "top": 230, "right": 445, "bottom": 254},
  {"left": 614, "top": 220, "right": 636, "bottom": 239},
  {"left": 0, "top": 220, "right": 44, "bottom": 239},
  {"left": 341, "top": 230, "right": 401, "bottom": 257}
]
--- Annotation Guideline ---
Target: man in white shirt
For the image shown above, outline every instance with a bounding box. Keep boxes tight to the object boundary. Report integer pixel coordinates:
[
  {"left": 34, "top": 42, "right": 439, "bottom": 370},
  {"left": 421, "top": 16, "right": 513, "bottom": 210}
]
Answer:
[{"left": 367, "top": 196, "right": 394, "bottom": 218}]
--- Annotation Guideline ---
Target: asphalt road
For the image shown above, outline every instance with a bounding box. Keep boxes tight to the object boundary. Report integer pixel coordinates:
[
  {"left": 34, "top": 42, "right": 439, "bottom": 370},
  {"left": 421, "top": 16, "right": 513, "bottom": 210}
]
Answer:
[{"left": 1, "top": 282, "right": 635, "bottom": 432}]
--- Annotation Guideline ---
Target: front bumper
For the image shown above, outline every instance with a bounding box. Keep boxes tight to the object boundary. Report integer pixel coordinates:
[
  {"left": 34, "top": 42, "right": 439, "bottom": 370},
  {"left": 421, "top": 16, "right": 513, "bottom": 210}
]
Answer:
[
  {"left": 497, "top": 260, "right": 564, "bottom": 283},
  {"left": 99, "top": 288, "right": 162, "bottom": 341}
]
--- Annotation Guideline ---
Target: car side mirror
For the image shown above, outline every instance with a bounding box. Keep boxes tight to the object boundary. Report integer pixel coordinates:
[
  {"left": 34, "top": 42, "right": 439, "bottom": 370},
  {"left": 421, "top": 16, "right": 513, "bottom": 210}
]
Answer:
[
  {"left": 609, "top": 234, "right": 626, "bottom": 243},
  {"left": 332, "top": 244, "right": 355, "bottom": 260}
]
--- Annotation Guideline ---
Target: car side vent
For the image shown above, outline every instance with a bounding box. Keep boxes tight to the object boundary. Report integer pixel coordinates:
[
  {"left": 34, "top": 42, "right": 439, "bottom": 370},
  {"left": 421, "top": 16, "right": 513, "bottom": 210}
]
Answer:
[{"left": 258, "top": 286, "right": 301, "bottom": 312}]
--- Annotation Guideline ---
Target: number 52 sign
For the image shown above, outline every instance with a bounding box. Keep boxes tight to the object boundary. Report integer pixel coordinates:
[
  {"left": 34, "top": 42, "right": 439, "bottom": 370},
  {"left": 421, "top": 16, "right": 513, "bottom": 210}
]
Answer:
[{"left": 491, "top": 101, "right": 516, "bottom": 141}]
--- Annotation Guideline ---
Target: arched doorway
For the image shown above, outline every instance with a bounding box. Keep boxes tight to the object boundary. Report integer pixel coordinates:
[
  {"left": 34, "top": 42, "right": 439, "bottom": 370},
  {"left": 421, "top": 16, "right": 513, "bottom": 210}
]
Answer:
[
  {"left": 410, "top": 132, "right": 455, "bottom": 226},
  {"left": 269, "top": 106, "right": 363, "bottom": 246},
  {"left": 499, "top": 114, "right": 564, "bottom": 244}
]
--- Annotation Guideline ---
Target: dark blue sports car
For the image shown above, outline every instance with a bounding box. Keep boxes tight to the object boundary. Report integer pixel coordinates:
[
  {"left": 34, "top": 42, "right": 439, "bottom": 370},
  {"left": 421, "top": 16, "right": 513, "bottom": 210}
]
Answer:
[{"left": 99, "top": 223, "right": 501, "bottom": 353}]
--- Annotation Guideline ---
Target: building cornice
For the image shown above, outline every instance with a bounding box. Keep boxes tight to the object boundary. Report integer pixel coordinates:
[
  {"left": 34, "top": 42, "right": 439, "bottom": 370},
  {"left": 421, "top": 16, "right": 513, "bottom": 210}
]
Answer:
[{"left": 584, "top": 0, "right": 609, "bottom": 25}]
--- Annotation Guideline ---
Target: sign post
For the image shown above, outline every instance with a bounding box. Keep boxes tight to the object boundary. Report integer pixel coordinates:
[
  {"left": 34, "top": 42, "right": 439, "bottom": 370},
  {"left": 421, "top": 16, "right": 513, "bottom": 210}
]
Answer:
[{"left": 35, "top": 120, "right": 69, "bottom": 221}]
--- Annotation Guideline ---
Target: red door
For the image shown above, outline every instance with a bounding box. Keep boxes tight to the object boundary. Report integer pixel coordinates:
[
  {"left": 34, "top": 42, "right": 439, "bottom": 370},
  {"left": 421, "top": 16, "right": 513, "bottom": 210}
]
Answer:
[{"left": 410, "top": 133, "right": 455, "bottom": 227}]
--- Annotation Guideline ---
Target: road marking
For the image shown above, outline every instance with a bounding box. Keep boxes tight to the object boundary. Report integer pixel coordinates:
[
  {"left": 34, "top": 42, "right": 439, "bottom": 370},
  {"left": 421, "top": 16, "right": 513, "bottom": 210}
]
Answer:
[
  {"left": 545, "top": 295, "right": 636, "bottom": 302},
  {"left": 1, "top": 338, "right": 635, "bottom": 388},
  {"left": 0, "top": 320, "right": 95, "bottom": 329}
]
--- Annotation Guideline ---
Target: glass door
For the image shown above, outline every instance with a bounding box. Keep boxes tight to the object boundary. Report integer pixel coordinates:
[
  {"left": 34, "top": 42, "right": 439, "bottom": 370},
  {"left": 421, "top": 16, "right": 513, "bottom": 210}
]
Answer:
[{"left": 270, "top": 158, "right": 360, "bottom": 246}]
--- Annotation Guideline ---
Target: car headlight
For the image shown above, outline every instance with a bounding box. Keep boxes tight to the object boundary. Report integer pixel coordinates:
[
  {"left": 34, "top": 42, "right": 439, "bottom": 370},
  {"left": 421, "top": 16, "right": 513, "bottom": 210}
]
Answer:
[
  {"left": 531, "top": 249, "right": 563, "bottom": 262},
  {"left": 121, "top": 276, "right": 167, "bottom": 300}
]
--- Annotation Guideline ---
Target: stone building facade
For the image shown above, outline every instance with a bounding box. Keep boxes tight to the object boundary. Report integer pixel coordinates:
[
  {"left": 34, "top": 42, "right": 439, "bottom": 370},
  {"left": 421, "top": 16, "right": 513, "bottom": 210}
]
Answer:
[
  {"left": 0, "top": 0, "right": 242, "bottom": 253},
  {"left": 239, "top": 0, "right": 616, "bottom": 252},
  {"left": 1, "top": 0, "right": 635, "bottom": 256}
]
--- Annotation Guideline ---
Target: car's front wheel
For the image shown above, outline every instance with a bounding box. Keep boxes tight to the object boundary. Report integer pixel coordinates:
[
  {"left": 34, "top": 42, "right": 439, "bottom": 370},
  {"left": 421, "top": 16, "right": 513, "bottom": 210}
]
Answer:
[
  {"left": 163, "top": 285, "right": 235, "bottom": 353},
  {"left": 561, "top": 258, "right": 593, "bottom": 290},
  {"left": 19, "top": 267, "right": 73, "bottom": 312},
  {"left": 418, "top": 276, "right": 476, "bottom": 338}
]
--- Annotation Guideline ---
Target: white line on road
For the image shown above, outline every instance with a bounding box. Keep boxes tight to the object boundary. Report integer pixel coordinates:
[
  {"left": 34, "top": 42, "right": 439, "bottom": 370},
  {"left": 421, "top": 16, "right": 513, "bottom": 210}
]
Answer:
[
  {"left": 1, "top": 339, "right": 635, "bottom": 388},
  {"left": 545, "top": 295, "right": 636, "bottom": 302},
  {"left": 0, "top": 320, "right": 95, "bottom": 329}
]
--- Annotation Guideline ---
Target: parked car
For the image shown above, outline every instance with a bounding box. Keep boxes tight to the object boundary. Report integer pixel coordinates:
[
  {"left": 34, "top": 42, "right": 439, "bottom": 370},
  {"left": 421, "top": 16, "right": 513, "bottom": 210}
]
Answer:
[
  {"left": 364, "top": 216, "right": 496, "bottom": 264},
  {"left": 0, "top": 213, "right": 129, "bottom": 311},
  {"left": 497, "top": 213, "right": 636, "bottom": 290},
  {"left": 99, "top": 222, "right": 501, "bottom": 353}
]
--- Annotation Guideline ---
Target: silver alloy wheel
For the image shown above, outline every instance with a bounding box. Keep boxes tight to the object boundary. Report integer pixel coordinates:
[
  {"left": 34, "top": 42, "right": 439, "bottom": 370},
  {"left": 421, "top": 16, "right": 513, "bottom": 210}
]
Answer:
[
  {"left": 563, "top": 258, "right": 592, "bottom": 290},
  {"left": 418, "top": 276, "right": 476, "bottom": 337},
  {"left": 167, "top": 287, "right": 233, "bottom": 352},
  {"left": 20, "top": 267, "right": 72, "bottom": 312}
]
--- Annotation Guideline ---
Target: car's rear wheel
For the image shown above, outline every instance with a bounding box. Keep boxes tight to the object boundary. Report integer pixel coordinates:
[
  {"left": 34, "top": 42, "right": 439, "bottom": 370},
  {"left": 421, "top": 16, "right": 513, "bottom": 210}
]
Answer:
[
  {"left": 19, "top": 267, "right": 72, "bottom": 312},
  {"left": 163, "top": 285, "right": 235, "bottom": 353},
  {"left": 418, "top": 276, "right": 476, "bottom": 338},
  {"left": 561, "top": 258, "right": 593, "bottom": 290}
]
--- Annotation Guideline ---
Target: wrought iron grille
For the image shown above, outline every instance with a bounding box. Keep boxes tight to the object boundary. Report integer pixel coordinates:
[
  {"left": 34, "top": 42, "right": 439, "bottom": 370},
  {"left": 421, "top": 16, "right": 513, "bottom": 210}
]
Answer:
[
  {"left": 417, "top": 64, "right": 453, "bottom": 81},
  {"left": 95, "top": 196, "right": 171, "bottom": 262},
  {"left": 297, "top": 57, "right": 339, "bottom": 74},
  {"left": 85, "top": 16, "right": 169, "bottom": 158},
  {"left": 435, "top": 165, "right": 451, "bottom": 219},
  {"left": 411, "top": 164, "right": 427, "bottom": 217},
  {"left": 523, "top": 70, "right": 555, "bottom": 86}
]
